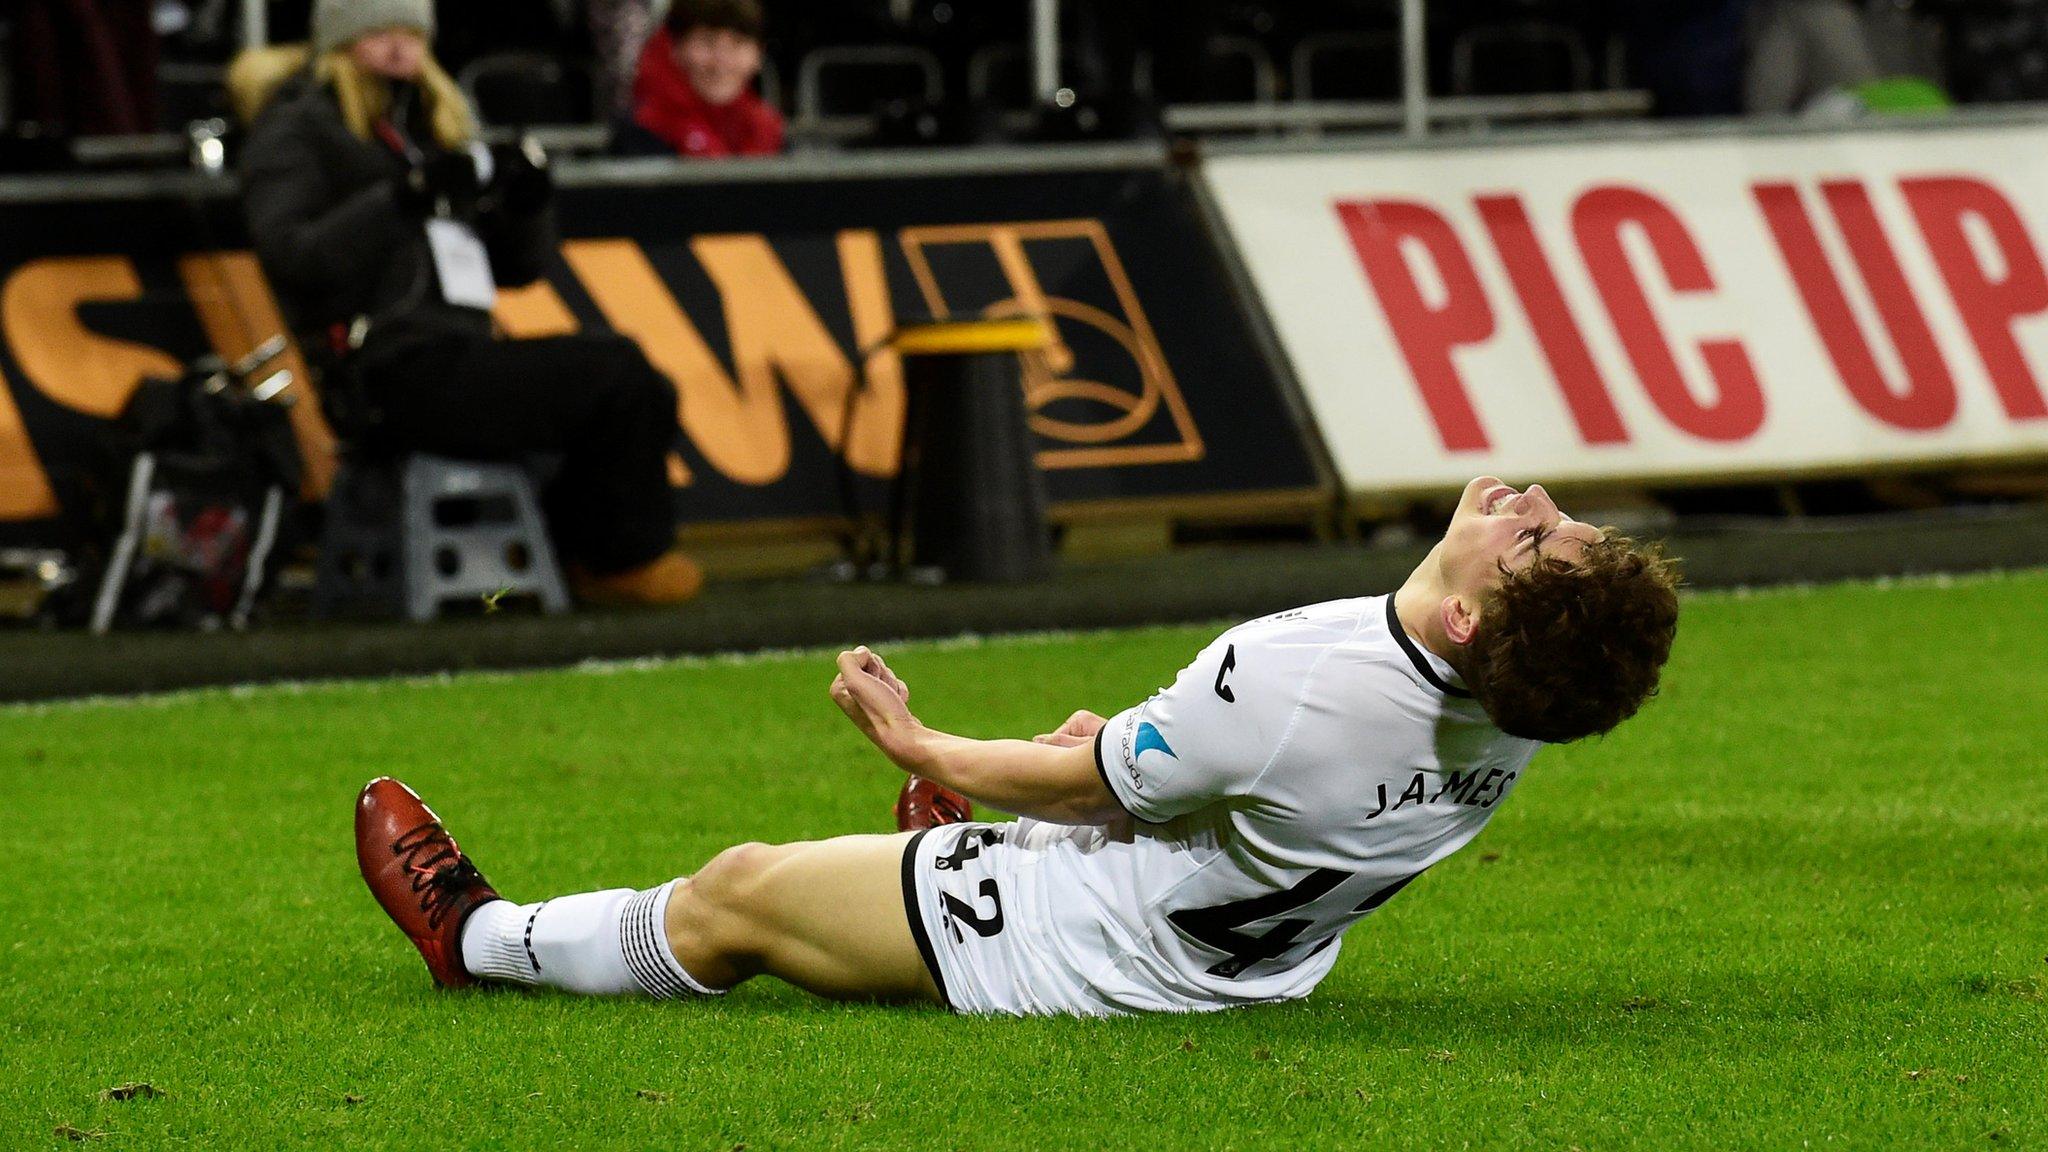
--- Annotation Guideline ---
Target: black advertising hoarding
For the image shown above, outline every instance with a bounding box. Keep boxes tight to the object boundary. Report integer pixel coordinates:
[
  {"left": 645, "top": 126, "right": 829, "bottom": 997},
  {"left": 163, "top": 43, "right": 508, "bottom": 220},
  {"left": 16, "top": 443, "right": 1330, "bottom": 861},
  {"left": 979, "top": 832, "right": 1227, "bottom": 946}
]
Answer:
[{"left": 0, "top": 149, "right": 1323, "bottom": 545}]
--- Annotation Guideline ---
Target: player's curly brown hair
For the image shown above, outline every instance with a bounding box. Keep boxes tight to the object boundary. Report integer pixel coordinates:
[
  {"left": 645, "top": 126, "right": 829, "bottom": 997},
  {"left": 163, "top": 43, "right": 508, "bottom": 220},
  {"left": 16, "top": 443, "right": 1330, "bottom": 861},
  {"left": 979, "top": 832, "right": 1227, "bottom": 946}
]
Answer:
[
  {"left": 667, "top": 0, "right": 765, "bottom": 40},
  {"left": 1463, "top": 531, "right": 1680, "bottom": 744}
]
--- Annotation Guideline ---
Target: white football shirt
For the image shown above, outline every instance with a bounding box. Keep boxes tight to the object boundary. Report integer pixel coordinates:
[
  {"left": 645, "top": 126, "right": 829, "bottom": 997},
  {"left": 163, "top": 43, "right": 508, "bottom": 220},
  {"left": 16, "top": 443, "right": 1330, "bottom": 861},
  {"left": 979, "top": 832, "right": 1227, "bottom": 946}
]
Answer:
[{"left": 1072, "top": 593, "right": 1541, "bottom": 1007}]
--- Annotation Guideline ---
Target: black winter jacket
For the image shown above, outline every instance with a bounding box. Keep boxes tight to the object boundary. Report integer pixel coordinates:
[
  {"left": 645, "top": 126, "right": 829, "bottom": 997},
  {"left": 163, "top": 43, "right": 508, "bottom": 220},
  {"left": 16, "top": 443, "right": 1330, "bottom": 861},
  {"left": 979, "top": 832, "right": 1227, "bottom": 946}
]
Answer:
[{"left": 240, "top": 75, "right": 555, "bottom": 370}]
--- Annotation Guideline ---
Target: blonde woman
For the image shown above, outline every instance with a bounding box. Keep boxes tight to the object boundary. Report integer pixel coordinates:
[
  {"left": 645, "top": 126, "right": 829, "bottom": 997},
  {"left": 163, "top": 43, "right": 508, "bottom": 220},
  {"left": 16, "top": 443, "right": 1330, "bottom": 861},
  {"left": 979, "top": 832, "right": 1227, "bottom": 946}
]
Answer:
[{"left": 239, "top": 0, "right": 703, "bottom": 606}]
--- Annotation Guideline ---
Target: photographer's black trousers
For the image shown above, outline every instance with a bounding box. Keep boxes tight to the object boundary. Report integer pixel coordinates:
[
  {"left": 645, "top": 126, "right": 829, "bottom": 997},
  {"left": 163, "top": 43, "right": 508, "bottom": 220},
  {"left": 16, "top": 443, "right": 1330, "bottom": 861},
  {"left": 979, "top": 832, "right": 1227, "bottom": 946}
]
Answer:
[{"left": 364, "top": 333, "right": 680, "bottom": 576}]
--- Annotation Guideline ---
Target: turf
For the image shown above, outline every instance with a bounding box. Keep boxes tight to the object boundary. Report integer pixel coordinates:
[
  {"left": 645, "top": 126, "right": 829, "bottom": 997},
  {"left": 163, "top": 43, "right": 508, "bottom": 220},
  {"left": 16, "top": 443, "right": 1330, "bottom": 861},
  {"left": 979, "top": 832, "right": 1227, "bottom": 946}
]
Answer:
[{"left": 4, "top": 572, "right": 2046, "bottom": 1150}]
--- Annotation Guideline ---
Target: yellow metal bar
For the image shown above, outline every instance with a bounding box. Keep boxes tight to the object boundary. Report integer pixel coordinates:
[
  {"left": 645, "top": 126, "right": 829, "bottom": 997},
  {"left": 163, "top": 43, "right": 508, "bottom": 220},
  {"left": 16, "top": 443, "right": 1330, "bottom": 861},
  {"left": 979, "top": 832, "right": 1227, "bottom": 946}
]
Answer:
[{"left": 890, "top": 317, "right": 1051, "bottom": 356}]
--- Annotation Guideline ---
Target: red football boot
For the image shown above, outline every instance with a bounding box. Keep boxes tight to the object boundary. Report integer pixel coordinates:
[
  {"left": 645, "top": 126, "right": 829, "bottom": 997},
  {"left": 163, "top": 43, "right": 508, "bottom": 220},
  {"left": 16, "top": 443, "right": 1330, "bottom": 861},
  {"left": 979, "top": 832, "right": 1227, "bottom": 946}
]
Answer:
[
  {"left": 355, "top": 777, "right": 500, "bottom": 989},
  {"left": 895, "top": 775, "right": 973, "bottom": 831}
]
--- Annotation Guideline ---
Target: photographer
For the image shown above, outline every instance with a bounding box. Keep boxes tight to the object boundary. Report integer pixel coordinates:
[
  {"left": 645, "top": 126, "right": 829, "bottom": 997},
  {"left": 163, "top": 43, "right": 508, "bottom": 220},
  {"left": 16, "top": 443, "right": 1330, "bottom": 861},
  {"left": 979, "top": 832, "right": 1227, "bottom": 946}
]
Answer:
[{"left": 240, "top": 0, "right": 703, "bottom": 606}]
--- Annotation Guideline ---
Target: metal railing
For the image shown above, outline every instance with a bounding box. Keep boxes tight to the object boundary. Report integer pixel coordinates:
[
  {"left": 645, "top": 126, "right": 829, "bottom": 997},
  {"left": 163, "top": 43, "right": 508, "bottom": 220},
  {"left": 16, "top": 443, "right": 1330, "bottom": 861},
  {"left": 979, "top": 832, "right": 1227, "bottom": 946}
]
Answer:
[
  {"left": 1164, "top": 91, "right": 1656, "bottom": 135},
  {"left": 28, "top": 107, "right": 2048, "bottom": 205},
  {"left": 791, "top": 44, "right": 946, "bottom": 147},
  {"left": 62, "top": 123, "right": 614, "bottom": 171}
]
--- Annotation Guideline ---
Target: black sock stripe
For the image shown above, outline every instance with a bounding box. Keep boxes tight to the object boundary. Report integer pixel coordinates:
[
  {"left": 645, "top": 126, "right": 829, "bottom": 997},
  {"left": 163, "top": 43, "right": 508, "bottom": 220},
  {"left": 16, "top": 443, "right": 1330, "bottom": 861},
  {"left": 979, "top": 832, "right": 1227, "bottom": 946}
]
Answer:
[
  {"left": 626, "top": 919, "right": 673, "bottom": 996},
  {"left": 522, "top": 902, "right": 546, "bottom": 974},
  {"left": 620, "top": 886, "right": 694, "bottom": 1000},
  {"left": 623, "top": 892, "right": 672, "bottom": 997},
  {"left": 634, "top": 930, "right": 689, "bottom": 999},
  {"left": 619, "top": 889, "right": 661, "bottom": 994}
]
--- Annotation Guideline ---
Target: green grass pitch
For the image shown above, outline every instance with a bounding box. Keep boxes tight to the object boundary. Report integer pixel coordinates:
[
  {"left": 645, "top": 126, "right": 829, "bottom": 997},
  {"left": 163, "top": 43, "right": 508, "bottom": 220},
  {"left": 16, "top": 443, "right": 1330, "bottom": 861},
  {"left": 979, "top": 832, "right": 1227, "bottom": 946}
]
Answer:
[{"left": 4, "top": 572, "right": 2046, "bottom": 1150}]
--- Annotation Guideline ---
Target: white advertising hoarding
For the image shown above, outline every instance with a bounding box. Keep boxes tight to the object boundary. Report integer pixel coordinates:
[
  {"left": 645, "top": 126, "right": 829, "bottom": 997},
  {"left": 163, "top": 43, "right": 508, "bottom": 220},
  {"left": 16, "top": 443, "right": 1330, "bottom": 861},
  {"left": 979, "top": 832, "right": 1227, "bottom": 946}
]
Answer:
[{"left": 1203, "top": 125, "right": 2048, "bottom": 493}]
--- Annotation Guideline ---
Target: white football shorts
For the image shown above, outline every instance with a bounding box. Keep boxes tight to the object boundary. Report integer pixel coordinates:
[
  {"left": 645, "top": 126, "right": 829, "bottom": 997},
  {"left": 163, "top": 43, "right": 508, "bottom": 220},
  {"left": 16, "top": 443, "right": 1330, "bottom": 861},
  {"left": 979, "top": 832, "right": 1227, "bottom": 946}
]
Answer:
[{"left": 900, "top": 819, "right": 1317, "bottom": 1017}]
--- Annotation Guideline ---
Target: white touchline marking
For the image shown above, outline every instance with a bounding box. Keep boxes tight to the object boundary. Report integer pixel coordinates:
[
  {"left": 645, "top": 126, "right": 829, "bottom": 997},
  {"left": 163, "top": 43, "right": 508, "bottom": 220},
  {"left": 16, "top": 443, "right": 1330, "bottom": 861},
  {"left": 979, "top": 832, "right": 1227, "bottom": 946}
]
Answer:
[
  {"left": 0, "top": 624, "right": 1196, "bottom": 714},
  {"left": 0, "top": 567, "right": 2034, "bottom": 714}
]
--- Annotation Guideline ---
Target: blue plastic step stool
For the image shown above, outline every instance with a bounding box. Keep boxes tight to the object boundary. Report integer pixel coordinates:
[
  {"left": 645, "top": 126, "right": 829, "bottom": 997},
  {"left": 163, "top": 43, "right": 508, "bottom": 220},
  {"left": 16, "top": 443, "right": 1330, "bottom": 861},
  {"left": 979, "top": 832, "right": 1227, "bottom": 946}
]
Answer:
[{"left": 315, "top": 453, "right": 569, "bottom": 622}]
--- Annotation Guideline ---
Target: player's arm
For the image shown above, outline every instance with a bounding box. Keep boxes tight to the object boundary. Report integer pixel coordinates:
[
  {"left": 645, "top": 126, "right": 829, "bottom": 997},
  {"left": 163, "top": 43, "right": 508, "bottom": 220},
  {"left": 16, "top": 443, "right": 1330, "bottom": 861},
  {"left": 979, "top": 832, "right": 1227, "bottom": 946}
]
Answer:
[{"left": 829, "top": 648, "right": 1123, "bottom": 826}]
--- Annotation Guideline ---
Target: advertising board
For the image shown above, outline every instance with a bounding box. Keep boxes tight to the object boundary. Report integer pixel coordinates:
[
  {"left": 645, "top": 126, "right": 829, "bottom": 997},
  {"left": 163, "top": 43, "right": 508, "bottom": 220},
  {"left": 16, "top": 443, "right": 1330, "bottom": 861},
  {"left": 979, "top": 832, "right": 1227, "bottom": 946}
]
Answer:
[{"left": 1204, "top": 125, "right": 2048, "bottom": 493}]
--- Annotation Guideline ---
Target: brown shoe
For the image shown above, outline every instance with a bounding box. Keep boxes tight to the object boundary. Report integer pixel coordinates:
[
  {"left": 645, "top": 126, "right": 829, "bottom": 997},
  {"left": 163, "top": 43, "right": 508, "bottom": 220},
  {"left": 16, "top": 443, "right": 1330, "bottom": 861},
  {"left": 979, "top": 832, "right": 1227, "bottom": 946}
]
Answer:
[
  {"left": 570, "top": 552, "right": 705, "bottom": 607},
  {"left": 355, "top": 777, "right": 500, "bottom": 989},
  {"left": 895, "top": 775, "right": 973, "bottom": 831}
]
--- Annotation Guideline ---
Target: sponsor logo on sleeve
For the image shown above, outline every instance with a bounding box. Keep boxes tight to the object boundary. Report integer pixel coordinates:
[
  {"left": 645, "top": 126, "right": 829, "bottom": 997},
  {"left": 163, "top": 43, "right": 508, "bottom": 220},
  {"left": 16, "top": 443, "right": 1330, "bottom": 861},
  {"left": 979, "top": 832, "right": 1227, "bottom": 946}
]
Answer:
[
  {"left": 1118, "top": 714, "right": 1171, "bottom": 790},
  {"left": 1134, "top": 721, "right": 1177, "bottom": 763}
]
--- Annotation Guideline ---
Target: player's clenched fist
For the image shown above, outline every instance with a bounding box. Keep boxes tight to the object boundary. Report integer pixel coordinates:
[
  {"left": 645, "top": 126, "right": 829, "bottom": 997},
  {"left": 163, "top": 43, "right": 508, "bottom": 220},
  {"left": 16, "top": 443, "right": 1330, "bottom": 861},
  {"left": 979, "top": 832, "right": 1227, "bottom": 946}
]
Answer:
[{"left": 830, "top": 646, "right": 924, "bottom": 766}]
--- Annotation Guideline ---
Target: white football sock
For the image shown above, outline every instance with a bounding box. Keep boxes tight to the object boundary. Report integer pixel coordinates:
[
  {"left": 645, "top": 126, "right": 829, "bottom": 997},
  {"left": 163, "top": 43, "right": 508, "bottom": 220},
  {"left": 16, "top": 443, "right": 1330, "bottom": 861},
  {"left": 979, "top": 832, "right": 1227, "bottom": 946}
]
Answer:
[{"left": 458, "top": 880, "right": 721, "bottom": 998}]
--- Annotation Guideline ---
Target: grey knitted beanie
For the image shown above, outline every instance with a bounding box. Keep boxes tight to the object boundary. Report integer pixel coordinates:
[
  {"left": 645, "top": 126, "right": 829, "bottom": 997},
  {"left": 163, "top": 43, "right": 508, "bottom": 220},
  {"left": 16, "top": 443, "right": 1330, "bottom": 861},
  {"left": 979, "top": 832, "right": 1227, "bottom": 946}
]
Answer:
[{"left": 312, "top": 0, "right": 436, "bottom": 57}]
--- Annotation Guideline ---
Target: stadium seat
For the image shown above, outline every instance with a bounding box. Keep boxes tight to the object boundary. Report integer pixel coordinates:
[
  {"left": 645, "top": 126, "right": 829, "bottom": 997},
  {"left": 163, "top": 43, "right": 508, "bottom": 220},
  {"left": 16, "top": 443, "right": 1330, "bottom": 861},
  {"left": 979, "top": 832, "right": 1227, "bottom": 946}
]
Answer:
[
  {"left": 795, "top": 44, "right": 944, "bottom": 122},
  {"left": 757, "top": 56, "right": 786, "bottom": 114},
  {"left": 1599, "top": 30, "right": 1628, "bottom": 91},
  {"left": 1452, "top": 21, "right": 1594, "bottom": 95},
  {"left": 458, "top": 52, "right": 594, "bottom": 128},
  {"left": 1208, "top": 35, "right": 1282, "bottom": 104},
  {"left": 160, "top": 61, "right": 234, "bottom": 129},
  {"left": 966, "top": 43, "right": 1090, "bottom": 113},
  {"left": 1133, "top": 36, "right": 1280, "bottom": 104},
  {"left": 1460, "top": 0, "right": 1594, "bottom": 24},
  {"left": 1291, "top": 30, "right": 1404, "bottom": 101}
]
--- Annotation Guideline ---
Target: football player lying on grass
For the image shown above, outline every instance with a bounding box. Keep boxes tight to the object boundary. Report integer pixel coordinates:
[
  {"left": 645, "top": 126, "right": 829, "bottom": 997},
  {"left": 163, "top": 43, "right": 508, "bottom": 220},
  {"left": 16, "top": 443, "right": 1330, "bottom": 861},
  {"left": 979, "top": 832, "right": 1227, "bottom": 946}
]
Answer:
[{"left": 357, "top": 477, "right": 1680, "bottom": 1016}]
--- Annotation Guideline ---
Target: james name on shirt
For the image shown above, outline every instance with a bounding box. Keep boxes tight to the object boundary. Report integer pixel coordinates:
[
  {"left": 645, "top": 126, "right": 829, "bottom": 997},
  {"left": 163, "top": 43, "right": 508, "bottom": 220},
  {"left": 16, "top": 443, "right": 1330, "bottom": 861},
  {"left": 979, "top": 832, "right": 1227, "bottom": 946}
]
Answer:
[{"left": 1364, "top": 767, "right": 1518, "bottom": 821}]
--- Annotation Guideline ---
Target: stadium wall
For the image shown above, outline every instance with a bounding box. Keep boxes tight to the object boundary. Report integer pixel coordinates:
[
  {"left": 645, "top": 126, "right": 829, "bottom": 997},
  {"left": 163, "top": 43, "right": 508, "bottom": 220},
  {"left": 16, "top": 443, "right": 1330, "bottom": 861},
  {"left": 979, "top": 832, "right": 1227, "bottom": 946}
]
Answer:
[{"left": 0, "top": 144, "right": 1324, "bottom": 548}]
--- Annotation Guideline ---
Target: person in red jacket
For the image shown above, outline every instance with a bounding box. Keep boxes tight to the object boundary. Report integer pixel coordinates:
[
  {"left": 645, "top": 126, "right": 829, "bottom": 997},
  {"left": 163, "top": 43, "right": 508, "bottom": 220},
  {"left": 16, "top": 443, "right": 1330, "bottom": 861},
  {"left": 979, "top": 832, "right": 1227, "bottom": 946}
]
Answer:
[{"left": 616, "top": 0, "right": 784, "bottom": 158}]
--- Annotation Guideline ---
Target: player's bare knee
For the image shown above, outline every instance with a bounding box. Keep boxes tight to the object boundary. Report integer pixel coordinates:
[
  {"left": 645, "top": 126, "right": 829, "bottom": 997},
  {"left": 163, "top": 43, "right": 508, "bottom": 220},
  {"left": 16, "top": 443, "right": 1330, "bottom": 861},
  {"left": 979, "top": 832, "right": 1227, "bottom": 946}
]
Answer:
[
  {"left": 702, "top": 841, "right": 781, "bottom": 898},
  {"left": 667, "top": 842, "right": 780, "bottom": 952}
]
